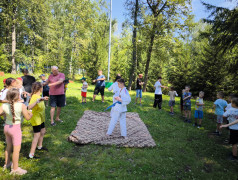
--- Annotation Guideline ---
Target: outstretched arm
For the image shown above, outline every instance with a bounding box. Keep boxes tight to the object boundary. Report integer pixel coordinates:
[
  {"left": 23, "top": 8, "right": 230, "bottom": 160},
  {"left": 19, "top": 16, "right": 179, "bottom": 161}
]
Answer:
[{"left": 220, "top": 119, "right": 238, "bottom": 128}]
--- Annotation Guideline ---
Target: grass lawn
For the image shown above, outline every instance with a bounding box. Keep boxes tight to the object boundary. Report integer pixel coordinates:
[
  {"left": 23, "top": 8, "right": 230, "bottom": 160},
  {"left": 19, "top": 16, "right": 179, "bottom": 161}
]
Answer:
[{"left": 0, "top": 75, "right": 238, "bottom": 179}]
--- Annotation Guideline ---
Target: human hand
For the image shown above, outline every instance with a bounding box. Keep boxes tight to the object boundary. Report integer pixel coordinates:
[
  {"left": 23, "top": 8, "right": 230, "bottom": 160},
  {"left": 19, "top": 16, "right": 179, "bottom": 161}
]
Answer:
[
  {"left": 43, "top": 96, "right": 49, "bottom": 101},
  {"left": 93, "top": 80, "right": 96, "bottom": 83},
  {"left": 220, "top": 125, "right": 228, "bottom": 129}
]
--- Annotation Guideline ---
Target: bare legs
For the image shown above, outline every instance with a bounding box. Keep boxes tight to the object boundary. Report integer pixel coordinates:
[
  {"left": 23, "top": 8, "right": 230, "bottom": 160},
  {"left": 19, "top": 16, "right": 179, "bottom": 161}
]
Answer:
[
  {"left": 30, "top": 128, "right": 46, "bottom": 156},
  {"left": 50, "top": 107, "right": 62, "bottom": 123}
]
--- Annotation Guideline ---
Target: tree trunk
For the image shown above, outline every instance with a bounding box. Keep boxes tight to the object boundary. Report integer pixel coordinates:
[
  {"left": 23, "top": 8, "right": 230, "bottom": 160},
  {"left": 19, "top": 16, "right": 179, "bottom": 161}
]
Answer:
[
  {"left": 143, "top": 23, "right": 156, "bottom": 92},
  {"left": 128, "top": 0, "right": 139, "bottom": 90},
  {"left": 11, "top": 23, "right": 16, "bottom": 74}
]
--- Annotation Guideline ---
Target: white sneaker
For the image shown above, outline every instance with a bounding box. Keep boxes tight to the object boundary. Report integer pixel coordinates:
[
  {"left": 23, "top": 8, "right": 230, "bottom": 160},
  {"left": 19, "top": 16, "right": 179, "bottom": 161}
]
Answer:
[{"left": 10, "top": 167, "right": 27, "bottom": 175}]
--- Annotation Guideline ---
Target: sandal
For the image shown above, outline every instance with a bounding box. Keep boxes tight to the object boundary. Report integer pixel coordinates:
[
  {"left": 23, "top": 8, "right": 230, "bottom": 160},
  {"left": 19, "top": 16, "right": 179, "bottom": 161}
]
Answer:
[
  {"left": 3, "top": 162, "right": 12, "bottom": 170},
  {"left": 10, "top": 167, "right": 27, "bottom": 175},
  {"left": 56, "top": 120, "right": 63, "bottom": 123},
  {"left": 51, "top": 122, "right": 56, "bottom": 126}
]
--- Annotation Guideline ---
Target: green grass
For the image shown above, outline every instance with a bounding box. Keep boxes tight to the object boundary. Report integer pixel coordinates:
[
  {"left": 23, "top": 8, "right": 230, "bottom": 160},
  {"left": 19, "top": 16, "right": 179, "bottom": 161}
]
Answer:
[{"left": 0, "top": 75, "right": 238, "bottom": 179}]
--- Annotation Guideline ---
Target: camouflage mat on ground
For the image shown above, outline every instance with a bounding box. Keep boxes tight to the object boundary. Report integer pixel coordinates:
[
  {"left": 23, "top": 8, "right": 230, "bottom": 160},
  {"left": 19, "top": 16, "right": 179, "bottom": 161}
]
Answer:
[{"left": 68, "top": 110, "right": 156, "bottom": 148}]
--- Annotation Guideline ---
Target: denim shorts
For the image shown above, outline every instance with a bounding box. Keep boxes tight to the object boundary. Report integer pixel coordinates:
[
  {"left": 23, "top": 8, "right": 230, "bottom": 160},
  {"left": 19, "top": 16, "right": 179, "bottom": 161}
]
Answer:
[
  {"left": 217, "top": 115, "right": 223, "bottom": 123},
  {"left": 194, "top": 110, "right": 203, "bottom": 119},
  {"left": 136, "top": 89, "right": 142, "bottom": 98}
]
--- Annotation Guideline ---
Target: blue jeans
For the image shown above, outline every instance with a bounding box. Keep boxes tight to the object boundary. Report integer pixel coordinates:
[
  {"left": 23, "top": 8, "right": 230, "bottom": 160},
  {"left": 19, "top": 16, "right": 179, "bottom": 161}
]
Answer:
[{"left": 136, "top": 89, "right": 142, "bottom": 98}]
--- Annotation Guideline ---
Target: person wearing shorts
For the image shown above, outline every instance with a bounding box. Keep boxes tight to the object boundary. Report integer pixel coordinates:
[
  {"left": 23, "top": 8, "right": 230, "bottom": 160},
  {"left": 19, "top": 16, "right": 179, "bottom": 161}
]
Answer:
[
  {"left": 28, "top": 82, "right": 49, "bottom": 159},
  {"left": 44, "top": 66, "right": 65, "bottom": 126},
  {"left": 213, "top": 92, "right": 227, "bottom": 135},
  {"left": 92, "top": 70, "right": 106, "bottom": 102},
  {"left": 183, "top": 86, "right": 192, "bottom": 123},
  {"left": 168, "top": 87, "right": 178, "bottom": 115},
  {"left": 80, "top": 77, "right": 88, "bottom": 104},
  {"left": 193, "top": 91, "right": 205, "bottom": 128}
]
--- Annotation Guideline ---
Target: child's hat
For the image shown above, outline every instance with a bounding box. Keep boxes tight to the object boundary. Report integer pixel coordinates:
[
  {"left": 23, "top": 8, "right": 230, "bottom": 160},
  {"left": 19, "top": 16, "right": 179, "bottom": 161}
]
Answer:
[
  {"left": 3, "top": 79, "right": 7, "bottom": 83},
  {"left": 17, "top": 77, "right": 23, "bottom": 81},
  {"left": 39, "top": 74, "right": 45, "bottom": 77},
  {"left": 80, "top": 77, "right": 86, "bottom": 81}
]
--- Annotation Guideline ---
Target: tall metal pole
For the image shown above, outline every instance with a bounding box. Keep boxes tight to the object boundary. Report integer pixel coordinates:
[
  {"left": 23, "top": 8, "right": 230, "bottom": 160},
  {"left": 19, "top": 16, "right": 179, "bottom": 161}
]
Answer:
[{"left": 107, "top": 0, "right": 112, "bottom": 81}]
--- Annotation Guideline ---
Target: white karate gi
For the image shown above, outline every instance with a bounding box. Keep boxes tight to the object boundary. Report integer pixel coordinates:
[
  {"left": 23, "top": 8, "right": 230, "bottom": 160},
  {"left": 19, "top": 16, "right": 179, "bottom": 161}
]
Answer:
[
  {"left": 108, "top": 82, "right": 121, "bottom": 116},
  {"left": 107, "top": 87, "right": 131, "bottom": 137}
]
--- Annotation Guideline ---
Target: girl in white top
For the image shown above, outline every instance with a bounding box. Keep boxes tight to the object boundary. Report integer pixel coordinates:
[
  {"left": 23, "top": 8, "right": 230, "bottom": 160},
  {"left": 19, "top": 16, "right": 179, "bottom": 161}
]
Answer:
[
  {"left": 0, "top": 78, "right": 17, "bottom": 103},
  {"left": 106, "top": 79, "right": 131, "bottom": 139},
  {"left": 0, "top": 88, "right": 32, "bottom": 175}
]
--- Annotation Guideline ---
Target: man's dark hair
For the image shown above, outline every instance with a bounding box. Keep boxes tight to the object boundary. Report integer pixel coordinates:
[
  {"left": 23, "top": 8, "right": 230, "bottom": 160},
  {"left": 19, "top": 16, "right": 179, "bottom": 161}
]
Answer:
[
  {"left": 22, "top": 69, "right": 29, "bottom": 74},
  {"left": 117, "top": 78, "right": 125, "bottom": 85},
  {"left": 185, "top": 85, "right": 190, "bottom": 89},
  {"left": 158, "top": 77, "right": 162, "bottom": 80},
  {"left": 231, "top": 97, "right": 238, "bottom": 107},
  {"left": 217, "top": 91, "right": 224, "bottom": 98}
]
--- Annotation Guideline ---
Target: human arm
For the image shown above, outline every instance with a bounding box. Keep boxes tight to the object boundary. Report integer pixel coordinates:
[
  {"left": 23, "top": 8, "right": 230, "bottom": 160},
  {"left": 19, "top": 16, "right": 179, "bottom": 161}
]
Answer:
[
  {"left": 22, "top": 104, "right": 33, "bottom": 120},
  {"left": 0, "top": 106, "right": 5, "bottom": 116},
  {"left": 48, "top": 79, "right": 64, "bottom": 87},
  {"left": 28, "top": 97, "right": 48, "bottom": 110},
  {"left": 115, "top": 89, "right": 131, "bottom": 105},
  {"left": 220, "top": 119, "right": 238, "bottom": 129}
]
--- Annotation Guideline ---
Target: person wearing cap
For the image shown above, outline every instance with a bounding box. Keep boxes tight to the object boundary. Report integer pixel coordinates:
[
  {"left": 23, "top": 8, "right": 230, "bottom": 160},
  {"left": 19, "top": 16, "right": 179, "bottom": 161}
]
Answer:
[
  {"left": 0, "top": 78, "right": 17, "bottom": 103},
  {"left": 43, "top": 66, "right": 65, "bottom": 126},
  {"left": 39, "top": 74, "right": 49, "bottom": 106},
  {"left": 153, "top": 77, "right": 168, "bottom": 110},
  {"left": 21, "top": 69, "right": 36, "bottom": 93},
  {"left": 80, "top": 77, "right": 88, "bottom": 104},
  {"left": 135, "top": 74, "right": 144, "bottom": 106}
]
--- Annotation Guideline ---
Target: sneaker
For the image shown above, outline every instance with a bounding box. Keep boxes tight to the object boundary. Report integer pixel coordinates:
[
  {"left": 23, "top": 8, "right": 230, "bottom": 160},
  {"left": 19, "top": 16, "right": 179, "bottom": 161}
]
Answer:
[
  {"left": 224, "top": 139, "right": 229, "bottom": 143},
  {"left": 3, "top": 162, "right": 12, "bottom": 170},
  {"left": 212, "top": 131, "right": 219, "bottom": 134},
  {"left": 187, "top": 120, "right": 192, "bottom": 123},
  {"left": 228, "top": 155, "right": 237, "bottom": 161},
  {"left": 193, "top": 123, "right": 197, "bottom": 127},
  {"left": 139, "top": 103, "right": 142, "bottom": 106},
  {"left": 171, "top": 112, "right": 174, "bottom": 115},
  {"left": 28, "top": 155, "right": 40, "bottom": 159},
  {"left": 10, "top": 167, "right": 27, "bottom": 175},
  {"left": 37, "top": 146, "right": 48, "bottom": 152},
  {"left": 184, "top": 119, "right": 188, "bottom": 123},
  {"left": 197, "top": 126, "right": 201, "bottom": 129}
]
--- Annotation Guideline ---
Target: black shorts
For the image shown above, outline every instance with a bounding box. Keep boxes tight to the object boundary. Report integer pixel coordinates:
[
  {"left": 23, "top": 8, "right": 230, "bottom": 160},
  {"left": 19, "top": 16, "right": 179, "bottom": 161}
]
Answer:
[
  {"left": 33, "top": 122, "right": 45, "bottom": 133},
  {"left": 229, "top": 129, "right": 238, "bottom": 145},
  {"left": 50, "top": 95, "right": 65, "bottom": 107},
  {"left": 43, "top": 91, "right": 49, "bottom": 97},
  {"left": 94, "top": 86, "right": 105, "bottom": 96}
]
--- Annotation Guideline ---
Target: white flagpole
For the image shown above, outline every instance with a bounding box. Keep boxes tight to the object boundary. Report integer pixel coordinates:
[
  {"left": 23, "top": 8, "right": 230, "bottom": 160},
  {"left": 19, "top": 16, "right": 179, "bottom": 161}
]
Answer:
[{"left": 107, "top": 0, "right": 112, "bottom": 81}]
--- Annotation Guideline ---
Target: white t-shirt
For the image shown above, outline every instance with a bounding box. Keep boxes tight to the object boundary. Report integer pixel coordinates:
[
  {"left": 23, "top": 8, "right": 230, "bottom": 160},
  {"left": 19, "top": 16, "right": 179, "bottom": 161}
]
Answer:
[
  {"left": 223, "top": 107, "right": 238, "bottom": 130},
  {"left": 154, "top": 81, "right": 162, "bottom": 95},
  {"left": 0, "top": 88, "right": 8, "bottom": 100},
  {"left": 225, "top": 103, "right": 232, "bottom": 111},
  {"left": 81, "top": 82, "right": 88, "bottom": 92}
]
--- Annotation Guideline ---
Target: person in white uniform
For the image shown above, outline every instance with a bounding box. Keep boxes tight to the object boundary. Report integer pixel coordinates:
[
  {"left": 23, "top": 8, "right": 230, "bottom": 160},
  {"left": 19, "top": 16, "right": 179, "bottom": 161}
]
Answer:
[
  {"left": 106, "top": 79, "right": 131, "bottom": 139},
  {"left": 108, "top": 75, "right": 121, "bottom": 102},
  {"left": 108, "top": 75, "right": 121, "bottom": 117}
]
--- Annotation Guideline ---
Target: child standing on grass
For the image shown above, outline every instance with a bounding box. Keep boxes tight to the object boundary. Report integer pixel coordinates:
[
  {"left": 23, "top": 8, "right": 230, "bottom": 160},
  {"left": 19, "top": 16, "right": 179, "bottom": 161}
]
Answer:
[
  {"left": 153, "top": 77, "right": 167, "bottom": 110},
  {"left": 213, "top": 92, "right": 227, "bottom": 136},
  {"left": 220, "top": 96, "right": 238, "bottom": 161},
  {"left": 28, "top": 82, "right": 49, "bottom": 159},
  {"left": 80, "top": 77, "right": 88, "bottom": 104},
  {"left": 168, "top": 87, "right": 178, "bottom": 115},
  {"left": 106, "top": 79, "right": 131, "bottom": 139},
  {"left": 0, "top": 88, "right": 32, "bottom": 175},
  {"left": 183, "top": 85, "right": 192, "bottom": 123},
  {"left": 193, "top": 91, "right": 205, "bottom": 128}
]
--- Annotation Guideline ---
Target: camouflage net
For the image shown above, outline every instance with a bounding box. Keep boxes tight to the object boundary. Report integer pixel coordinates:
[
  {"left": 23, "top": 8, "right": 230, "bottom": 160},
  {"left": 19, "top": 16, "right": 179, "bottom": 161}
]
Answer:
[{"left": 68, "top": 110, "right": 156, "bottom": 148}]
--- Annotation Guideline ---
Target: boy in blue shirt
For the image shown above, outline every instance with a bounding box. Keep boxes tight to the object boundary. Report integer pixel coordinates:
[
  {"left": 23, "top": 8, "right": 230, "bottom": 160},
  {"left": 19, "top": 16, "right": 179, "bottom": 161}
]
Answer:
[
  {"left": 213, "top": 92, "right": 227, "bottom": 136},
  {"left": 183, "top": 85, "right": 192, "bottom": 123}
]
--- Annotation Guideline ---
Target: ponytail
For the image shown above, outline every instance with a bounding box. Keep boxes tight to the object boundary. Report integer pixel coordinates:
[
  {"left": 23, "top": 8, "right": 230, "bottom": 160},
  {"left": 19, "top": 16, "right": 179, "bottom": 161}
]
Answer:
[{"left": 10, "top": 100, "right": 15, "bottom": 123}]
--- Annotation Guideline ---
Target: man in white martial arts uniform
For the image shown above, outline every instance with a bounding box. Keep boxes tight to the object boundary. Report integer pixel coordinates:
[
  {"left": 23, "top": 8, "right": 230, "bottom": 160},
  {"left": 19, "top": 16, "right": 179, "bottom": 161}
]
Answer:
[{"left": 106, "top": 79, "right": 131, "bottom": 139}]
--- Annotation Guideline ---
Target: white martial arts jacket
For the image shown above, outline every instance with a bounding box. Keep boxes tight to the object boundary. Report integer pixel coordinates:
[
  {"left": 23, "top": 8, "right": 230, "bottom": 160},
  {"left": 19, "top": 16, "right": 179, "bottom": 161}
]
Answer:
[
  {"left": 108, "top": 82, "right": 121, "bottom": 103},
  {"left": 114, "top": 87, "right": 131, "bottom": 113}
]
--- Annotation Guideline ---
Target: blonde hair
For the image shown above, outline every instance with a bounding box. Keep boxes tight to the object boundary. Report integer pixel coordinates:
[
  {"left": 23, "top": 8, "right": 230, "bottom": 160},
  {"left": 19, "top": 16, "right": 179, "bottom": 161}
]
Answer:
[
  {"left": 6, "top": 88, "right": 20, "bottom": 123},
  {"left": 15, "top": 79, "right": 23, "bottom": 88}
]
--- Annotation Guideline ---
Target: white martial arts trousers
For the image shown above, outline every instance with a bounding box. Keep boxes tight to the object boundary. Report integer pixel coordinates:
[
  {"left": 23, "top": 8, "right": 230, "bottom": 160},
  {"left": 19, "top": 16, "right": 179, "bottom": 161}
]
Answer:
[{"left": 107, "top": 111, "right": 127, "bottom": 137}]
